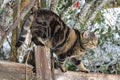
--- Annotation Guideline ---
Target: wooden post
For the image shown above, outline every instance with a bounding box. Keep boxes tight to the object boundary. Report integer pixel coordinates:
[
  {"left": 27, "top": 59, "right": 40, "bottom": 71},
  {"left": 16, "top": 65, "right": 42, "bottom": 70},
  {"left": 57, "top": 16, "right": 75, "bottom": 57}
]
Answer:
[{"left": 35, "top": 46, "right": 53, "bottom": 80}]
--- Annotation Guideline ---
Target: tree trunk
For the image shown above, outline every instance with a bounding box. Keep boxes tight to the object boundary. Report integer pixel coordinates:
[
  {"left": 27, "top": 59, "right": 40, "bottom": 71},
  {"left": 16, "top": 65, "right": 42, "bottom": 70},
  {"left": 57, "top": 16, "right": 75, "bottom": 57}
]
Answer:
[
  {"left": 10, "top": 0, "right": 30, "bottom": 61},
  {"left": 0, "top": 0, "right": 35, "bottom": 48}
]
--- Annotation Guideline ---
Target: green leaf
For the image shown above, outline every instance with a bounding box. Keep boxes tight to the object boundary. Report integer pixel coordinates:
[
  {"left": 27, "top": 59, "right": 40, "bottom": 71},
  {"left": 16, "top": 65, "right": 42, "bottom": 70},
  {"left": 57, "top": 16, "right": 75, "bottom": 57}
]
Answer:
[
  {"left": 115, "top": 26, "right": 118, "bottom": 31},
  {"left": 0, "top": 9, "right": 4, "bottom": 14},
  {"left": 94, "top": 28, "right": 99, "bottom": 32},
  {"left": 118, "top": 31, "right": 120, "bottom": 36},
  {"left": 88, "top": 49, "right": 95, "bottom": 55},
  {"left": 65, "top": 61, "right": 77, "bottom": 71},
  {"left": 100, "top": 28, "right": 104, "bottom": 33},
  {"left": 108, "top": 26, "right": 112, "bottom": 33}
]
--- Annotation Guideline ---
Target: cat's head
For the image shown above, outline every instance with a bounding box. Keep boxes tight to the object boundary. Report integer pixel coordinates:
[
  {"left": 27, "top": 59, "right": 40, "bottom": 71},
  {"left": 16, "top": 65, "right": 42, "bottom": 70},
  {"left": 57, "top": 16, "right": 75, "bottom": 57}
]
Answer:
[{"left": 80, "top": 30, "right": 98, "bottom": 49}]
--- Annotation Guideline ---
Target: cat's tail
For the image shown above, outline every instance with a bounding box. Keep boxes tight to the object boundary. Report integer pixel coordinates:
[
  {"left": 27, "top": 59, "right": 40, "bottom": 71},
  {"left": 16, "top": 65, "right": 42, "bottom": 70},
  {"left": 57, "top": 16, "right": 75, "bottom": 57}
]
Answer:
[{"left": 15, "top": 13, "right": 34, "bottom": 48}]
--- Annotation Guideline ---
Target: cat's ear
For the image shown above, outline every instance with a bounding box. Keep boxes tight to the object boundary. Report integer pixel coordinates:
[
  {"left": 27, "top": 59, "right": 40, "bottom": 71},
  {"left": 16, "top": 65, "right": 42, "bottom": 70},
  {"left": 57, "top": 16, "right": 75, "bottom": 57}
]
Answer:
[{"left": 83, "top": 30, "right": 90, "bottom": 38}]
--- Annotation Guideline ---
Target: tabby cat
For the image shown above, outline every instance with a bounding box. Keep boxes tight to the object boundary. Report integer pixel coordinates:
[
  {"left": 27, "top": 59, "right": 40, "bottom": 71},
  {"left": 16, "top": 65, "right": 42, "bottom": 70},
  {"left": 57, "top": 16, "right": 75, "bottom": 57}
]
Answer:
[{"left": 15, "top": 9, "right": 98, "bottom": 72}]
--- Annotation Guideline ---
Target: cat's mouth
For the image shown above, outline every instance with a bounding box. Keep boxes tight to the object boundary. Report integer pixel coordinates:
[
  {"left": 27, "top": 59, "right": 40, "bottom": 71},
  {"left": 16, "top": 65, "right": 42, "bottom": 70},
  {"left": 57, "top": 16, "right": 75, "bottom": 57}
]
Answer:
[
  {"left": 90, "top": 45, "right": 96, "bottom": 49},
  {"left": 83, "top": 43, "right": 97, "bottom": 49}
]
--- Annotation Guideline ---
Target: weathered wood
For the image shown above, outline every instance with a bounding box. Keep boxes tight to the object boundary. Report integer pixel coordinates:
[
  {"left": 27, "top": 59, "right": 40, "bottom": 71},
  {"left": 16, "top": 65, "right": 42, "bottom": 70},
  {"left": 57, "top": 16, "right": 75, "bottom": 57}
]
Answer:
[
  {"left": 35, "top": 46, "right": 53, "bottom": 80},
  {"left": 0, "top": 48, "right": 119, "bottom": 80},
  {"left": 55, "top": 71, "right": 120, "bottom": 80},
  {"left": 0, "top": 61, "right": 34, "bottom": 80}
]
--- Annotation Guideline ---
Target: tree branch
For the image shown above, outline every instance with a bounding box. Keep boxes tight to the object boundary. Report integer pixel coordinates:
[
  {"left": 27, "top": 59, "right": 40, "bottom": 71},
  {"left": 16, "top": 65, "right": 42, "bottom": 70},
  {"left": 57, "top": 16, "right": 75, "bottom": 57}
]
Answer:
[
  {"left": 50, "top": 0, "right": 59, "bottom": 12},
  {"left": 0, "top": 0, "right": 36, "bottom": 48},
  {"left": 76, "top": 0, "right": 114, "bottom": 27},
  {"left": 0, "top": 26, "right": 5, "bottom": 36},
  {"left": 85, "top": 0, "right": 113, "bottom": 27},
  {"left": 76, "top": 0, "right": 96, "bottom": 23}
]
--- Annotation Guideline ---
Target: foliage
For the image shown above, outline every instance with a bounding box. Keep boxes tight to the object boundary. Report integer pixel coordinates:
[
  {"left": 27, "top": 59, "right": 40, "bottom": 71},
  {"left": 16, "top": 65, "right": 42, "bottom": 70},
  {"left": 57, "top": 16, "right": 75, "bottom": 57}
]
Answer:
[
  {"left": 57, "top": 0, "right": 85, "bottom": 30},
  {"left": 65, "top": 61, "right": 78, "bottom": 71}
]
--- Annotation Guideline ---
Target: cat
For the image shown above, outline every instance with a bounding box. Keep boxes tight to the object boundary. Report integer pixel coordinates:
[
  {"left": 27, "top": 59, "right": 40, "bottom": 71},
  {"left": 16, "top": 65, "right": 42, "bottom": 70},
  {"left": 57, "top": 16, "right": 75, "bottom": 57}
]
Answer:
[{"left": 15, "top": 9, "right": 98, "bottom": 72}]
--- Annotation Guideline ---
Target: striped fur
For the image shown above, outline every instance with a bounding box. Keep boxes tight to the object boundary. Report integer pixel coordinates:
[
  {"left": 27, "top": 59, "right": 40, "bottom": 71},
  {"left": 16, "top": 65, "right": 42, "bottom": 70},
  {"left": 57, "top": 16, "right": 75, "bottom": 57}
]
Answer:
[
  {"left": 16, "top": 9, "right": 98, "bottom": 72},
  {"left": 15, "top": 13, "right": 34, "bottom": 47}
]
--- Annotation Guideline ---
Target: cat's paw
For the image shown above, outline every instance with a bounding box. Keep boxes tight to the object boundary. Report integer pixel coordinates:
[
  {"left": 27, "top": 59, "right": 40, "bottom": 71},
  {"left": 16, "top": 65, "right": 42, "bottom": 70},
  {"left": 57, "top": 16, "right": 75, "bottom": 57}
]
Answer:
[
  {"left": 82, "top": 69, "right": 90, "bottom": 73},
  {"left": 61, "top": 67, "right": 67, "bottom": 72},
  {"left": 78, "top": 69, "right": 90, "bottom": 73}
]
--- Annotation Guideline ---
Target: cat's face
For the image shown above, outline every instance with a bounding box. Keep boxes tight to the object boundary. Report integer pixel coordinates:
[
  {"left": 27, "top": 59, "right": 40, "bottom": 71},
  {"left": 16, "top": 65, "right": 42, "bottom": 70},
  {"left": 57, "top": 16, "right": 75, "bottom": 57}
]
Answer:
[{"left": 80, "top": 30, "right": 98, "bottom": 49}]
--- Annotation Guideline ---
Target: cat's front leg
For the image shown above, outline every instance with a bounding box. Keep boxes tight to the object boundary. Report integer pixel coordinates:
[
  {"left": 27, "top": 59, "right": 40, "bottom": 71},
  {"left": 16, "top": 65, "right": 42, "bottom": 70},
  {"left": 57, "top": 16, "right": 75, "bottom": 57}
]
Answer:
[{"left": 78, "top": 61, "right": 90, "bottom": 73}]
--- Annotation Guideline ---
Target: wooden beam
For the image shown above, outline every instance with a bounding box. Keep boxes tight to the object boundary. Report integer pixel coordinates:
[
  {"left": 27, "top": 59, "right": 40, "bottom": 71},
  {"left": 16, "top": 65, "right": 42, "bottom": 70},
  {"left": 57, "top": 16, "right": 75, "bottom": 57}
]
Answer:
[
  {"left": 55, "top": 71, "right": 120, "bottom": 80},
  {"left": 0, "top": 61, "right": 34, "bottom": 80},
  {"left": 0, "top": 56, "right": 120, "bottom": 80}
]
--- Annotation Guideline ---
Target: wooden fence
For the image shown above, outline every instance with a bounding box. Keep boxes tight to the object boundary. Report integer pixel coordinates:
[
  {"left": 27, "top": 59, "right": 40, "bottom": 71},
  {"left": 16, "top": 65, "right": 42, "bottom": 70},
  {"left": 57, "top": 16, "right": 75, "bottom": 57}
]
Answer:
[{"left": 0, "top": 46, "right": 120, "bottom": 80}]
